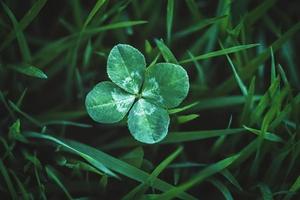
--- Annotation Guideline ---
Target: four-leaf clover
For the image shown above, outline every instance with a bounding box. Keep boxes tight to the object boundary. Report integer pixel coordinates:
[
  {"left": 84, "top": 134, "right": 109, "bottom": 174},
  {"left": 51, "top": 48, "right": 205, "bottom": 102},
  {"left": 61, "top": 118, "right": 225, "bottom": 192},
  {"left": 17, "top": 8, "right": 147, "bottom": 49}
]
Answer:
[{"left": 85, "top": 44, "right": 189, "bottom": 144}]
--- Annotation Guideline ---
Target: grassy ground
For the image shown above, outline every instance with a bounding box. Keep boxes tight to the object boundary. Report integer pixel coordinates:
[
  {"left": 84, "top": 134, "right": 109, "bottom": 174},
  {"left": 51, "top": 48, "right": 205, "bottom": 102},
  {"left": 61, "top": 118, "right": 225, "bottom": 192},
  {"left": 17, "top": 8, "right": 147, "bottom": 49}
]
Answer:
[{"left": 0, "top": 0, "right": 300, "bottom": 199}]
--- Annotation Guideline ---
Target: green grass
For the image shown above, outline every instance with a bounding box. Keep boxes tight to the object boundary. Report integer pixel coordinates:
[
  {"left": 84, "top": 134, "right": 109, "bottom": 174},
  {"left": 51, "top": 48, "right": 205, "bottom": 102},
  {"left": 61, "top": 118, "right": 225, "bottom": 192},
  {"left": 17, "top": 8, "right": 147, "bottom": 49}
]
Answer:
[{"left": 0, "top": 0, "right": 300, "bottom": 199}]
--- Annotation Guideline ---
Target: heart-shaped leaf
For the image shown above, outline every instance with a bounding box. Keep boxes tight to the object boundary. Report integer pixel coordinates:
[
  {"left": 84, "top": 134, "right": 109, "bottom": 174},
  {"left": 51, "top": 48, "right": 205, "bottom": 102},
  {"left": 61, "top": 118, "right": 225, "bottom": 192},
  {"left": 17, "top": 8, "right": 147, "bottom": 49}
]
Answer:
[
  {"left": 85, "top": 81, "right": 135, "bottom": 123},
  {"left": 107, "top": 44, "right": 146, "bottom": 94},
  {"left": 128, "top": 99, "right": 170, "bottom": 144},
  {"left": 142, "top": 63, "right": 189, "bottom": 108}
]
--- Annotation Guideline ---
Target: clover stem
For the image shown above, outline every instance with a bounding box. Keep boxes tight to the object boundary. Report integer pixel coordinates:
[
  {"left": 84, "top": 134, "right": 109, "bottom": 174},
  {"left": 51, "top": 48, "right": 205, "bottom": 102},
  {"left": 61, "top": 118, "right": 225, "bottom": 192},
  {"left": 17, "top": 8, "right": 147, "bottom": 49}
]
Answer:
[{"left": 136, "top": 93, "right": 142, "bottom": 99}]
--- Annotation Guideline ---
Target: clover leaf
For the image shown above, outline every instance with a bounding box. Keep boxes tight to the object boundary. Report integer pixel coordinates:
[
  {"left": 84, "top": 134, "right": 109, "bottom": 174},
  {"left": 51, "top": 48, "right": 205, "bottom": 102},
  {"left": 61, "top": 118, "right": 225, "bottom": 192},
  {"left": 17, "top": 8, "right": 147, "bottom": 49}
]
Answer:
[{"left": 85, "top": 44, "right": 189, "bottom": 144}]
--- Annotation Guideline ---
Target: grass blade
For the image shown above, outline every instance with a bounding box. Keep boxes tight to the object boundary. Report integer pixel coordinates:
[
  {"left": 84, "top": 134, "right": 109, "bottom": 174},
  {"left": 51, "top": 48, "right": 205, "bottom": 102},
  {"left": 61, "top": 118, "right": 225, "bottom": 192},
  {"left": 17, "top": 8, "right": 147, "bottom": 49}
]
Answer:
[
  {"left": 190, "top": 95, "right": 261, "bottom": 112},
  {"left": 243, "top": 126, "right": 283, "bottom": 142},
  {"left": 122, "top": 147, "right": 183, "bottom": 200},
  {"left": 83, "top": 39, "right": 93, "bottom": 68},
  {"left": 184, "top": 0, "right": 201, "bottom": 19},
  {"left": 177, "top": 114, "right": 199, "bottom": 124},
  {"left": 84, "top": 20, "right": 148, "bottom": 35},
  {"left": 179, "top": 44, "right": 259, "bottom": 64},
  {"left": 45, "top": 165, "right": 73, "bottom": 200},
  {"left": 174, "top": 15, "right": 227, "bottom": 39},
  {"left": 0, "top": 0, "right": 47, "bottom": 51},
  {"left": 10, "top": 65, "right": 48, "bottom": 79},
  {"left": 187, "top": 51, "right": 206, "bottom": 84},
  {"left": 240, "top": 77, "right": 256, "bottom": 124},
  {"left": 214, "top": 22, "right": 300, "bottom": 95},
  {"left": 0, "top": 91, "right": 16, "bottom": 119},
  {"left": 24, "top": 132, "right": 197, "bottom": 200},
  {"left": 153, "top": 154, "right": 240, "bottom": 200},
  {"left": 221, "top": 169, "right": 243, "bottom": 191},
  {"left": 8, "top": 100, "right": 42, "bottom": 127},
  {"left": 0, "top": 160, "right": 17, "bottom": 200},
  {"left": 221, "top": 41, "right": 248, "bottom": 96},
  {"left": 270, "top": 47, "right": 276, "bottom": 84},
  {"left": 9, "top": 170, "right": 31, "bottom": 200},
  {"left": 163, "top": 129, "right": 246, "bottom": 144},
  {"left": 2, "top": 2, "right": 31, "bottom": 62},
  {"left": 166, "top": 0, "right": 174, "bottom": 44},
  {"left": 258, "top": 183, "right": 273, "bottom": 200},
  {"left": 103, "top": 128, "right": 244, "bottom": 149},
  {"left": 283, "top": 176, "right": 300, "bottom": 200},
  {"left": 82, "top": 0, "right": 106, "bottom": 30},
  {"left": 155, "top": 39, "right": 178, "bottom": 64},
  {"left": 244, "top": 0, "right": 278, "bottom": 26},
  {"left": 169, "top": 101, "right": 199, "bottom": 114},
  {"left": 209, "top": 179, "right": 234, "bottom": 200},
  {"left": 42, "top": 120, "right": 92, "bottom": 128},
  {"left": 121, "top": 147, "right": 144, "bottom": 168}
]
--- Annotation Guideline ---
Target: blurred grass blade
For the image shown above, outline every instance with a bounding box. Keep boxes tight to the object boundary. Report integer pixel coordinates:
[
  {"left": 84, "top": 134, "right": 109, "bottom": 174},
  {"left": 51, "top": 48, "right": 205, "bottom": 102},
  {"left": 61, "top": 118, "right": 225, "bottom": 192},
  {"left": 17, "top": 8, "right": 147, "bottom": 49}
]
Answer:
[
  {"left": 0, "top": 160, "right": 17, "bottom": 200},
  {"left": 190, "top": 95, "right": 261, "bottom": 112},
  {"left": 258, "top": 183, "right": 273, "bottom": 200},
  {"left": 82, "top": 0, "right": 106, "bottom": 30},
  {"left": 10, "top": 65, "right": 48, "bottom": 79},
  {"left": 185, "top": 0, "right": 201, "bottom": 19},
  {"left": 214, "top": 22, "right": 300, "bottom": 95},
  {"left": 66, "top": 0, "right": 106, "bottom": 100},
  {"left": 45, "top": 165, "right": 73, "bottom": 200},
  {"left": 28, "top": 132, "right": 118, "bottom": 178},
  {"left": 166, "top": 0, "right": 174, "bottom": 44},
  {"left": 270, "top": 94, "right": 300, "bottom": 129},
  {"left": 9, "top": 169, "right": 30, "bottom": 200},
  {"left": 42, "top": 120, "right": 92, "bottom": 128},
  {"left": 270, "top": 47, "right": 276, "bottom": 83},
  {"left": 283, "top": 176, "right": 300, "bottom": 200},
  {"left": 226, "top": 54, "right": 248, "bottom": 97},
  {"left": 221, "top": 169, "right": 243, "bottom": 191},
  {"left": 32, "top": 21, "right": 147, "bottom": 67},
  {"left": 84, "top": 21, "right": 148, "bottom": 34},
  {"left": 0, "top": 0, "right": 47, "bottom": 51},
  {"left": 249, "top": 78, "right": 280, "bottom": 125},
  {"left": 57, "top": 158, "right": 104, "bottom": 176},
  {"left": 187, "top": 51, "right": 205, "bottom": 84},
  {"left": 155, "top": 39, "right": 178, "bottom": 64},
  {"left": 103, "top": 128, "right": 244, "bottom": 149},
  {"left": 0, "top": 137, "right": 16, "bottom": 160},
  {"left": 169, "top": 101, "right": 199, "bottom": 114},
  {"left": 224, "top": 49, "right": 248, "bottom": 96},
  {"left": 243, "top": 126, "right": 283, "bottom": 142},
  {"left": 24, "top": 132, "right": 197, "bottom": 200},
  {"left": 75, "top": 68, "right": 84, "bottom": 98},
  {"left": 83, "top": 39, "right": 93, "bottom": 68},
  {"left": 180, "top": 44, "right": 259, "bottom": 64},
  {"left": 0, "top": 91, "right": 16, "bottom": 119},
  {"left": 281, "top": 42, "right": 300, "bottom": 87},
  {"left": 16, "top": 88, "right": 28, "bottom": 107},
  {"left": 231, "top": 139, "right": 259, "bottom": 167},
  {"left": 123, "top": 147, "right": 183, "bottom": 200},
  {"left": 38, "top": 108, "right": 86, "bottom": 122},
  {"left": 163, "top": 128, "right": 243, "bottom": 144},
  {"left": 121, "top": 147, "right": 144, "bottom": 168},
  {"left": 290, "top": 175, "right": 300, "bottom": 192},
  {"left": 244, "top": 0, "right": 278, "bottom": 26},
  {"left": 2, "top": 2, "right": 31, "bottom": 62},
  {"left": 151, "top": 147, "right": 183, "bottom": 180},
  {"left": 23, "top": 151, "right": 42, "bottom": 169},
  {"left": 240, "top": 77, "right": 256, "bottom": 124},
  {"left": 8, "top": 100, "right": 42, "bottom": 127},
  {"left": 277, "top": 64, "right": 289, "bottom": 86},
  {"left": 153, "top": 154, "right": 239, "bottom": 200},
  {"left": 209, "top": 179, "right": 234, "bottom": 200},
  {"left": 177, "top": 114, "right": 199, "bottom": 124},
  {"left": 174, "top": 15, "right": 227, "bottom": 39}
]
